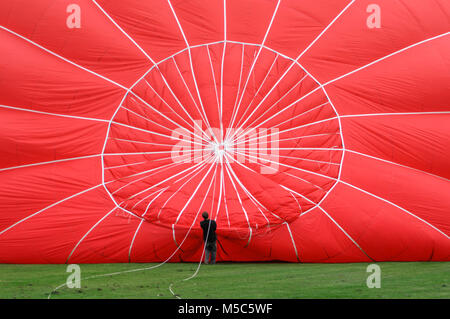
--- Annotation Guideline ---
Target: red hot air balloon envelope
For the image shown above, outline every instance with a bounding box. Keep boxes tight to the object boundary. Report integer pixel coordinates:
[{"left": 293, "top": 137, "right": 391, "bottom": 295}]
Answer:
[{"left": 0, "top": 0, "right": 449, "bottom": 264}]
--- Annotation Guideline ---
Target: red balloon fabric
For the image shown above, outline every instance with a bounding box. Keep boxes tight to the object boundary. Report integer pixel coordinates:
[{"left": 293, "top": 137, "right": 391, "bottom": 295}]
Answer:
[{"left": 0, "top": 0, "right": 449, "bottom": 263}]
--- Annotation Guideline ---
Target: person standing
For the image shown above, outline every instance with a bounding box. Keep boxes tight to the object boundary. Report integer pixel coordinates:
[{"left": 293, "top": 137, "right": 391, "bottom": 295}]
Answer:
[{"left": 200, "top": 211, "right": 217, "bottom": 264}]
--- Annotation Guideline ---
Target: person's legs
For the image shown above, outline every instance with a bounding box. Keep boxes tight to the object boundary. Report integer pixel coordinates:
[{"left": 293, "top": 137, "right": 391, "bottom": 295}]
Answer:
[
  {"left": 210, "top": 242, "right": 217, "bottom": 264},
  {"left": 204, "top": 245, "right": 210, "bottom": 264}
]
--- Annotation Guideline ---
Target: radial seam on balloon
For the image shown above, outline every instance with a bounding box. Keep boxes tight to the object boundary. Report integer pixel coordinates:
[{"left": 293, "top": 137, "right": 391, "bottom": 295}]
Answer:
[
  {"left": 109, "top": 152, "right": 209, "bottom": 195},
  {"left": 158, "top": 60, "right": 210, "bottom": 134},
  {"left": 275, "top": 101, "right": 331, "bottom": 128},
  {"left": 104, "top": 161, "right": 147, "bottom": 170},
  {"left": 113, "top": 154, "right": 210, "bottom": 216},
  {"left": 0, "top": 25, "right": 129, "bottom": 91},
  {"left": 167, "top": 0, "right": 218, "bottom": 144},
  {"left": 121, "top": 155, "right": 214, "bottom": 203},
  {"left": 141, "top": 78, "right": 209, "bottom": 141},
  {"left": 232, "top": 116, "right": 340, "bottom": 148},
  {"left": 234, "top": 149, "right": 338, "bottom": 183},
  {"left": 65, "top": 206, "right": 117, "bottom": 263},
  {"left": 243, "top": 132, "right": 339, "bottom": 147},
  {"left": 288, "top": 190, "right": 303, "bottom": 214},
  {"left": 91, "top": 0, "right": 155, "bottom": 64},
  {"left": 0, "top": 183, "right": 102, "bottom": 236},
  {"left": 227, "top": 153, "right": 320, "bottom": 207},
  {"left": 269, "top": 132, "right": 340, "bottom": 145},
  {"left": 0, "top": 104, "right": 110, "bottom": 123},
  {"left": 297, "top": 0, "right": 355, "bottom": 61},
  {"left": 218, "top": 0, "right": 227, "bottom": 140},
  {"left": 224, "top": 43, "right": 245, "bottom": 141},
  {"left": 227, "top": 0, "right": 282, "bottom": 136},
  {"left": 128, "top": 188, "right": 168, "bottom": 262},
  {"left": 206, "top": 44, "right": 222, "bottom": 125},
  {"left": 223, "top": 163, "right": 254, "bottom": 247},
  {"left": 110, "top": 121, "right": 205, "bottom": 147},
  {"left": 93, "top": 0, "right": 210, "bottom": 144},
  {"left": 338, "top": 180, "right": 449, "bottom": 240},
  {"left": 157, "top": 159, "right": 215, "bottom": 220},
  {"left": 346, "top": 149, "right": 450, "bottom": 183},
  {"left": 233, "top": 97, "right": 333, "bottom": 146},
  {"left": 224, "top": 156, "right": 274, "bottom": 221},
  {"left": 341, "top": 111, "right": 450, "bottom": 118},
  {"left": 232, "top": 54, "right": 280, "bottom": 130},
  {"left": 130, "top": 186, "right": 169, "bottom": 211},
  {"left": 219, "top": 163, "right": 231, "bottom": 227},
  {"left": 213, "top": 163, "right": 224, "bottom": 222},
  {"left": 284, "top": 222, "right": 301, "bottom": 262},
  {"left": 223, "top": 156, "right": 255, "bottom": 224},
  {"left": 219, "top": 44, "right": 226, "bottom": 141},
  {"left": 105, "top": 150, "right": 190, "bottom": 157},
  {"left": 0, "top": 154, "right": 101, "bottom": 173},
  {"left": 171, "top": 56, "right": 211, "bottom": 127},
  {"left": 137, "top": 80, "right": 199, "bottom": 133},
  {"left": 226, "top": 0, "right": 356, "bottom": 142},
  {"left": 317, "top": 205, "right": 374, "bottom": 261},
  {"left": 224, "top": 56, "right": 321, "bottom": 137},
  {"left": 242, "top": 149, "right": 340, "bottom": 166},
  {"left": 232, "top": 71, "right": 309, "bottom": 134},
  {"left": 143, "top": 187, "right": 169, "bottom": 217},
  {"left": 127, "top": 92, "right": 209, "bottom": 145},
  {"left": 228, "top": 86, "right": 326, "bottom": 144},
  {"left": 322, "top": 32, "right": 450, "bottom": 87},
  {"left": 174, "top": 161, "right": 216, "bottom": 225},
  {"left": 280, "top": 186, "right": 317, "bottom": 207},
  {"left": 209, "top": 163, "right": 218, "bottom": 219},
  {"left": 109, "top": 137, "right": 176, "bottom": 148},
  {"left": 223, "top": 156, "right": 277, "bottom": 224}
]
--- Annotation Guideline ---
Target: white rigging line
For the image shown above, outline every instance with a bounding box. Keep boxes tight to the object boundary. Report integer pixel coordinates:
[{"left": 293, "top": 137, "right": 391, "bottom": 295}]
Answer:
[
  {"left": 173, "top": 161, "right": 216, "bottom": 225},
  {"left": 223, "top": 156, "right": 276, "bottom": 224},
  {"left": 109, "top": 152, "right": 209, "bottom": 195},
  {"left": 227, "top": 0, "right": 281, "bottom": 135},
  {"left": 0, "top": 104, "right": 109, "bottom": 123},
  {"left": 93, "top": 0, "right": 211, "bottom": 145},
  {"left": 227, "top": 153, "right": 319, "bottom": 207},
  {"left": 0, "top": 154, "right": 101, "bottom": 173},
  {"left": 317, "top": 205, "right": 374, "bottom": 261},
  {"left": 224, "top": 43, "right": 245, "bottom": 142},
  {"left": 65, "top": 206, "right": 118, "bottom": 263},
  {"left": 226, "top": 0, "right": 356, "bottom": 142},
  {"left": 171, "top": 56, "right": 209, "bottom": 125},
  {"left": 167, "top": 0, "right": 219, "bottom": 144},
  {"left": 223, "top": 158, "right": 253, "bottom": 246},
  {"left": 121, "top": 155, "right": 214, "bottom": 203},
  {"left": 156, "top": 159, "right": 215, "bottom": 220},
  {"left": 231, "top": 54, "right": 279, "bottom": 130},
  {"left": 206, "top": 44, "right": 221, "bottom": 124},
  {"left": 142, "top": 77, "right": 210, "bottom": 144}
]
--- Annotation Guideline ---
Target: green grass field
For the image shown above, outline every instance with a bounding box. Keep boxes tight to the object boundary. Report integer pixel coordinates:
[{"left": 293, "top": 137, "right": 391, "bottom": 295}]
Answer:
[{"left": 0, "top": 262, "right": 448, "bottom": 299}]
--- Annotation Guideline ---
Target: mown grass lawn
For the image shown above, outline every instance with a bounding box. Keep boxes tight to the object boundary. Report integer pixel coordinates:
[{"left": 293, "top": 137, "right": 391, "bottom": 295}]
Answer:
[{"left": 0, "top": 262, "right": 448, "bottom": 299}]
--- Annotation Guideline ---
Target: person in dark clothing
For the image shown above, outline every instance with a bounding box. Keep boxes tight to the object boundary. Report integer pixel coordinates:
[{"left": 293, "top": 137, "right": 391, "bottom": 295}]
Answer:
[{"left": 200, "top": 211, "right": 217, "bottom": 264}]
